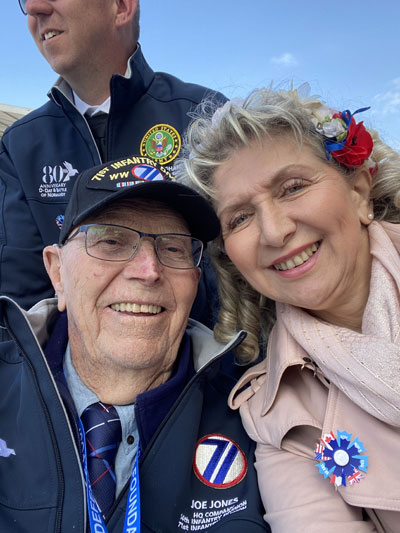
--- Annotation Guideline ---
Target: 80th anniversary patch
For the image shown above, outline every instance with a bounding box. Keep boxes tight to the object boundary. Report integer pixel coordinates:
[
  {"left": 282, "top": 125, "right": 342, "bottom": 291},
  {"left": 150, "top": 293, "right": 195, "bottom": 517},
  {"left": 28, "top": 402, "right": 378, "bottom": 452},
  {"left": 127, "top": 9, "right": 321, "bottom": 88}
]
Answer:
[{"left": 140, "top": 124, "right": 181, "bottom": 165}]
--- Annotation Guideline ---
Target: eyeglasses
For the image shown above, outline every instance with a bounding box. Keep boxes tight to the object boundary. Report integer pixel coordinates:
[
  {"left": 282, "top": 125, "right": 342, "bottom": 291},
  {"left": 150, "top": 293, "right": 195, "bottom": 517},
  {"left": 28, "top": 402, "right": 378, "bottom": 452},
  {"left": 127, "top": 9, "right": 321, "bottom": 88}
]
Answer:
[
  {"left": 18, "top": 0, "right": 27, "bottom": 15},
  {"left": 64, "top": 224, "right": 204, "bottom": 270}
]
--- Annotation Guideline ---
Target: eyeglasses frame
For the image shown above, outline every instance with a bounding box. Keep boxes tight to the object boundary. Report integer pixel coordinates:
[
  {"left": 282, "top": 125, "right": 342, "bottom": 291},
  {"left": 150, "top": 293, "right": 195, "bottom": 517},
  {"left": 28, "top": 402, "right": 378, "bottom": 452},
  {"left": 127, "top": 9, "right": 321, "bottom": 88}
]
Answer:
[
  {"left": 63, "top": 223, "right": 204, "bottom": 270},
  {"left": 18, "top": 0, "right": 27, "bottom": 15}
]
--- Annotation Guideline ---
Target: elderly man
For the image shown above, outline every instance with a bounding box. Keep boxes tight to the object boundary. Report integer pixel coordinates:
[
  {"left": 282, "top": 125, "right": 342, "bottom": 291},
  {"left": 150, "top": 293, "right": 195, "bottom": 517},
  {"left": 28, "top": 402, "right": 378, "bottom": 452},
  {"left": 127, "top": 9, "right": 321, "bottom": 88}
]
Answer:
[
  {"left": 0, "top": 157, "right": 269, "bottom": 532},
  {"left": 0, "top": 0, "right": 224, "bottom": 329}
]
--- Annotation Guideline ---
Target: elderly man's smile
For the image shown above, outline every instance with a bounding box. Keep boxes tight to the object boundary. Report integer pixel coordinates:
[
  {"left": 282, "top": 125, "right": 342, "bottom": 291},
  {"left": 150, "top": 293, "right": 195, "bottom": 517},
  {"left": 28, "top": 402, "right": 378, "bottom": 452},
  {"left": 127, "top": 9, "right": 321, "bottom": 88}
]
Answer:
[{"left": 110, "top": 302, "right": 163, "bottom": 315}]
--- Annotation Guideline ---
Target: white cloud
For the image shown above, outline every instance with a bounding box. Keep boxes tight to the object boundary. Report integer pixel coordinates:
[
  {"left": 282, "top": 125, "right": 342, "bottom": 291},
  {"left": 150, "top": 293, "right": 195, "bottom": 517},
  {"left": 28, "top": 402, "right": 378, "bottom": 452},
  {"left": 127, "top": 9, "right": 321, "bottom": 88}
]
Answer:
[
  {"left": 270, "top": 52, "right": 298, "bottom": 67},
  {"left": 373, "top": 78, "right": 400, "bottom": 115}
]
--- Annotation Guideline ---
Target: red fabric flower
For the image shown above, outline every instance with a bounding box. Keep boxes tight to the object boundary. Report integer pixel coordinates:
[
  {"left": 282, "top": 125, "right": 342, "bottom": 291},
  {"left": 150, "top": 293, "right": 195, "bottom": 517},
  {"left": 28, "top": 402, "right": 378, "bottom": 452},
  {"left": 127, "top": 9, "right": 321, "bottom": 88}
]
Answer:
[{"left": 330, "top": 112, "right": 373, "bottom": 167}]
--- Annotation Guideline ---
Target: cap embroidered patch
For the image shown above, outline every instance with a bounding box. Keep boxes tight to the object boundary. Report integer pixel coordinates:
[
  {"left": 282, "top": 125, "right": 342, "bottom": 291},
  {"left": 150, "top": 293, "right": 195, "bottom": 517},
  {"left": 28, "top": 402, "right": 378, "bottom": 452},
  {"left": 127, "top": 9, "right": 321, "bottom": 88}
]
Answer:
[
  {"left": 0, "top": 439, "right": 15, "bottom": 458},
  {"left": 314, "top": 430, "right": 369, "bottom": 487},
  {"left": 87, "top": 156, "right": 174, "bottom": 191},
  {"left": 193, "top": 434, "right": 247, "bottom": 489},
  {"left": 130, "top": 163, "right": 166, "bottom": 182},
  {"left": 140, "top": 124, "right": 181, "bottom": 165}
]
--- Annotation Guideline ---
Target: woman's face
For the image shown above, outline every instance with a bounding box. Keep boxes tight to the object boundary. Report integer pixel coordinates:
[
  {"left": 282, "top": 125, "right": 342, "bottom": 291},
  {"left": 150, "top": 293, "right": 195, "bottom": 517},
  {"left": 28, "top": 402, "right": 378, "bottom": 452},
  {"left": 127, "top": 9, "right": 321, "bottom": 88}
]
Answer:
[{"left": 213, "top": 136, "right": 372, "bottom": 326}]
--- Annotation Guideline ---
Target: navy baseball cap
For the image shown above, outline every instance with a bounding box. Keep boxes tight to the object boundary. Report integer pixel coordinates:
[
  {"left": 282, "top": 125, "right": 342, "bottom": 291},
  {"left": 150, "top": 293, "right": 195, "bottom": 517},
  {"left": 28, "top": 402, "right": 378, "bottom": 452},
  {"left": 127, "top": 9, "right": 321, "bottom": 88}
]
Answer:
[{"left": 58, "top": 156, "right": 220, "bottom": 245}]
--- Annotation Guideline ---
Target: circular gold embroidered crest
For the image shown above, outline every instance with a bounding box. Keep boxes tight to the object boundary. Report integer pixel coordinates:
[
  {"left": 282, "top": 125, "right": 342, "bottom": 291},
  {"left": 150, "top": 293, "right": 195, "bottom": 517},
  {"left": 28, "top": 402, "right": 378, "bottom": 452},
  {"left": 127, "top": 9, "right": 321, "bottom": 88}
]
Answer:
[{"left": 140, "top": 124, "right": 181, "bottom": 165}]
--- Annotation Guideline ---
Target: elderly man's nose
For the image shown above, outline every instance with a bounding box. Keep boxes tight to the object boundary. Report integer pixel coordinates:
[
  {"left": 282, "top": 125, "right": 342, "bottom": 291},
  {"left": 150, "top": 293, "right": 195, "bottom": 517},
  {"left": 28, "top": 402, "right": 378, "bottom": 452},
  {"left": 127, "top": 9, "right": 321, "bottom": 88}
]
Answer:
[{"left": 122, "top": 240, "right": 161, "bottom": 281}]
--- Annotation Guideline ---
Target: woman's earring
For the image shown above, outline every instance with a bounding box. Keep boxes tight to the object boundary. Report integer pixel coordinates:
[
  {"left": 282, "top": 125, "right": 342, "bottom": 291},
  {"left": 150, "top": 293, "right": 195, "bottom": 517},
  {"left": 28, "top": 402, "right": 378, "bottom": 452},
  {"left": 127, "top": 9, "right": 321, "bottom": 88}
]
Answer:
[{"left": 367, "top": 213, "right": 374, "bottom": 220}]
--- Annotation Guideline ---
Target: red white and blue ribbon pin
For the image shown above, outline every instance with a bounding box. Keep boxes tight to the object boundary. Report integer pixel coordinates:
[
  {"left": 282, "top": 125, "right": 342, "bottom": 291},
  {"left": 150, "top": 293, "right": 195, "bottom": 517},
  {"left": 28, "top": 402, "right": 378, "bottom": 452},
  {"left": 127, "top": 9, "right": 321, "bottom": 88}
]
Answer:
[{"left": 314, "top": 430, "right": 368, "bottom": 487}]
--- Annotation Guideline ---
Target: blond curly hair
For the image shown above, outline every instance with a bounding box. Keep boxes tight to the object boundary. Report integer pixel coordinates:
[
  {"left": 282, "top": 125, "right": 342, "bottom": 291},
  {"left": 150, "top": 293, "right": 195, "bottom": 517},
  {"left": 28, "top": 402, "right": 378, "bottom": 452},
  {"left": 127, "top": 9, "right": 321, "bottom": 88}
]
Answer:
[{"left": 178, "top": 87, "right": 400, "bottom": 363}]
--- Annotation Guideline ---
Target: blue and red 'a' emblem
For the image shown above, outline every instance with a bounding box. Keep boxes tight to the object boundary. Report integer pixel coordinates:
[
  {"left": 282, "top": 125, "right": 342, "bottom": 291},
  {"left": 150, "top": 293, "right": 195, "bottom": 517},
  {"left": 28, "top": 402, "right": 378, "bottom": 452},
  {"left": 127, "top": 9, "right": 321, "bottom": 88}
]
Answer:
[{"left": 193, "top": 434, "right": 247, "bottom": 489}]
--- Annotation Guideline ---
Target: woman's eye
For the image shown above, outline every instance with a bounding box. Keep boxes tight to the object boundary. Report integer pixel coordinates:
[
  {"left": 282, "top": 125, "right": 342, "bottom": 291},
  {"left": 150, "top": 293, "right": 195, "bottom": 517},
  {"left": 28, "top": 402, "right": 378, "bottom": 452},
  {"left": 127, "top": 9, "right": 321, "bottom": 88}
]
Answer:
[
  {"left": 282, "top": 179, "right": 305, "bottom": 196},
  {"left": 229, "top": 212, "right": 249, "bottom": 230}
]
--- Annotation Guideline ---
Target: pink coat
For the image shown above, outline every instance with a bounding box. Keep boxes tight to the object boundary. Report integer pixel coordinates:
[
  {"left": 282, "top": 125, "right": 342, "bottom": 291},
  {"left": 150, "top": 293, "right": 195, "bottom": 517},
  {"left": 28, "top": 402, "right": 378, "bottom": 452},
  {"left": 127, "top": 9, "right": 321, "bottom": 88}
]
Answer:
[{"left": 229, "top": 222, "right": 400, "bottom": 533}]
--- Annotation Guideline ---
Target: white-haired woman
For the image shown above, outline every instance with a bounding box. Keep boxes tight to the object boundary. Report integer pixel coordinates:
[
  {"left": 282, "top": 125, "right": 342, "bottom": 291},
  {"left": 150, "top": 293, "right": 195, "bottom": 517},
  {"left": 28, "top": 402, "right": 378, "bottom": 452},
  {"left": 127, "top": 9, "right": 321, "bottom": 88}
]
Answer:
[{"left": 179, "top": 88, "right": 400, "bottom": 532}]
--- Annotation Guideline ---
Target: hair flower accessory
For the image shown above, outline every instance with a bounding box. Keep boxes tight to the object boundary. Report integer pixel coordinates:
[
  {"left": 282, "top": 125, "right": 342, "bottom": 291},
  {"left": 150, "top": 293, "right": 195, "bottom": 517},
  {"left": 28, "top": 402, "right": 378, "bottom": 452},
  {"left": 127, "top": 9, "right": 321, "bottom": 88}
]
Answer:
[
  {"left": 312, "top": 105, "right": 347, "bottom": 139},
  {"left": 311, "top": 106, "right": 373, "bottom": 168},
  {"left": 314, "top": 430, "right": 369, "bottom": 488}
]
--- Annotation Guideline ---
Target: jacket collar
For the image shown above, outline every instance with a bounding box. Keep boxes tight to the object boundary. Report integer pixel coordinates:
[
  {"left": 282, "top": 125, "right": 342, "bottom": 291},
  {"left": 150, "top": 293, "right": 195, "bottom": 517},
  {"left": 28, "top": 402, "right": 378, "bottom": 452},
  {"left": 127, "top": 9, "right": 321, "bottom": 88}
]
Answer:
[
  {"left": 0, "top": 297, "right": 246, "bottom": 375},
  {"left": 229, "top": 315, "right": 312, "bottom": 414},
  {"left": 48, "top": 43, "right": 155, "bottom": 112}
]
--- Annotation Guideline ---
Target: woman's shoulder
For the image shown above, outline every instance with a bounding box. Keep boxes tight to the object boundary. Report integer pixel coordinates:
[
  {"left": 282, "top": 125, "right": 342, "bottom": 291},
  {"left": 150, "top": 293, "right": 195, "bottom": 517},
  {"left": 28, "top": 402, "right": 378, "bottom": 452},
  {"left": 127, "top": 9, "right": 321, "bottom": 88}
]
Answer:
[
  {"left": 229, "top": 319, "right": 300, "bottom": 412},
  {"left": 228, "top": 359, "right": 267, "bottom": 411},
  {"left": 229, "top": 353, "right": 328, "bottom": 449}
]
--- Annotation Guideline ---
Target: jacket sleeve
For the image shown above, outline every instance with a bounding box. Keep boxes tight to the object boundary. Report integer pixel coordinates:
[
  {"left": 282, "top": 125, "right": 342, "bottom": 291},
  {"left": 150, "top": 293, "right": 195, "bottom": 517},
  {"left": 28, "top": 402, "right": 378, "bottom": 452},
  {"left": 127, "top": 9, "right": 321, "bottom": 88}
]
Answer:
[
  {"left": 240, "top": 402, "right": 377, "bottom": 533},
  {"left": 0, "top": 143, "right": 54, "bottom": 314}
]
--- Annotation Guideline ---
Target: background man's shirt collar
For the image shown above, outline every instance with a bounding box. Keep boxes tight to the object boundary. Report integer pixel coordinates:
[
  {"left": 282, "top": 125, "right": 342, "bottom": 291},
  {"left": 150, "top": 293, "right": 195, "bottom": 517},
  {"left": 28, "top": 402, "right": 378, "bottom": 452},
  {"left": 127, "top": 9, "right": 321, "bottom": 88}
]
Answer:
[{"left": 73, "top": 92, "right": 111, "bottom": 116}]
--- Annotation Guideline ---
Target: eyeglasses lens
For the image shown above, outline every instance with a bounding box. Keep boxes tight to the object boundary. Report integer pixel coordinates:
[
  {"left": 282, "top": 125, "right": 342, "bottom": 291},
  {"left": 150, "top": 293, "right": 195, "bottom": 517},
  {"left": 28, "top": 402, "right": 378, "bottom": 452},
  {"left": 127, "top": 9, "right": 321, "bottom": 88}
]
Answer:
[
  {"left": 85, "top": 225, "right": 202, "bottom": 269},
  {"left": 86, "top": 225, "right": 138, "bottom": 261},
  {"left": 155, "top": 235, "right": 202, "bottom": 268}
]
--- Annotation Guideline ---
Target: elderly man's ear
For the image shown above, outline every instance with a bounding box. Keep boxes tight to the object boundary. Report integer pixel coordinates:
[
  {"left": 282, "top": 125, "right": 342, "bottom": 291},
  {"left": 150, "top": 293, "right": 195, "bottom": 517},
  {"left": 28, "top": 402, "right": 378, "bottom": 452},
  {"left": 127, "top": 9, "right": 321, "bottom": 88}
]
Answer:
[{"left": 43, "top": 246, "right": 66, "bottom": 312}]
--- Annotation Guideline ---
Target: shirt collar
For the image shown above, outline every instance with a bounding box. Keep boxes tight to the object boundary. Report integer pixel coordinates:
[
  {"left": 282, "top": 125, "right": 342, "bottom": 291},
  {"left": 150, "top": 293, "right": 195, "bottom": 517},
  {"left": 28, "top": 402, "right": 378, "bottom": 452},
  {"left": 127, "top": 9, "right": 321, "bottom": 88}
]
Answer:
[
  {"left": 63, "top": 342, "right": 99, "bottom": 416},
  {"left": 63, "top": 342, "right": 138, "bottom": 450},
  {"left": 73, "top": 91, "right": 111, "bottom": 117},
  {"left": 72, "top": 52, "right": 136, "bottom": 117}
]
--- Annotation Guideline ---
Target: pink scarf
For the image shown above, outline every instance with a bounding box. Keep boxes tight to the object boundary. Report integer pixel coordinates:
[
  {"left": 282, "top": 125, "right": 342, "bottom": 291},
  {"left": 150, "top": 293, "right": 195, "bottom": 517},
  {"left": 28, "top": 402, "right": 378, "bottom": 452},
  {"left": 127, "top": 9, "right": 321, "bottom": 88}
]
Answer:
[{"left": 278, "top": 221, "right": 400, "bottom": 427}]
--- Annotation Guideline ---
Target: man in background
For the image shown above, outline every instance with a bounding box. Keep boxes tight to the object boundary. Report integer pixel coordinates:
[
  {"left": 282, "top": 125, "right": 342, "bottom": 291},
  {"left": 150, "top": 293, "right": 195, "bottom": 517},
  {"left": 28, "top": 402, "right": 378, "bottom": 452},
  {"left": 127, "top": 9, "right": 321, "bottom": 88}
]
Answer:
[{"left": 0, "top": 0, "right": 223, "bottom": 327}]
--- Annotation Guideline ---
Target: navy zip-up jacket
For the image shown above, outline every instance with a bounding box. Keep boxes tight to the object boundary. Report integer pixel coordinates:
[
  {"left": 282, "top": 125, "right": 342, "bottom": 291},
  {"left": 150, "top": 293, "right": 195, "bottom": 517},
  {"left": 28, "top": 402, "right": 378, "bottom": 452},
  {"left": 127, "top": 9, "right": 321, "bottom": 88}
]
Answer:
[
  {"left": 0, "top": 45, "right": 225, "bottom": 328},
  {"left": 0, "top": 296, "right": 270, "bottom": 532}
]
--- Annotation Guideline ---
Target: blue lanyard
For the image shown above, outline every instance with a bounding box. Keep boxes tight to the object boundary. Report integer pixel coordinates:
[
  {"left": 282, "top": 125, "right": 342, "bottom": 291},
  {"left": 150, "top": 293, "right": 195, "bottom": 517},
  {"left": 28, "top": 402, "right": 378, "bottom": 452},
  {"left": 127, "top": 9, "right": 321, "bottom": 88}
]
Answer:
[{"left": 78, "top": 418, "right": 141, "bottom": 533}]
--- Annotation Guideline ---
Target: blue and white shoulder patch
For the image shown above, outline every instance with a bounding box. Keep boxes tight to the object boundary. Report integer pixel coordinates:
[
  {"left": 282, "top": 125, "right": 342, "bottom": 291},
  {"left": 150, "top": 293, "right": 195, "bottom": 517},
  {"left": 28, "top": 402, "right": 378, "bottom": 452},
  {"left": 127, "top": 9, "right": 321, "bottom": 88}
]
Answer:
[{"left": 193, "top": 434, "right": 247, "bottom": 489}]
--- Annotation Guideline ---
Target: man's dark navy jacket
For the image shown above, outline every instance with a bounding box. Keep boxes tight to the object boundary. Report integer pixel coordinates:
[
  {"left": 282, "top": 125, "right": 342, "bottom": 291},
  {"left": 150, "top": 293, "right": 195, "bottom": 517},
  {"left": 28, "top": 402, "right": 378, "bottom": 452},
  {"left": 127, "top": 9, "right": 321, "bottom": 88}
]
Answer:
[
  {"left": 0, "top": 296, "right": 270, "bottom": 532},
  {"left": 0, "top": 45, "right": 224, "bottom": 328}
]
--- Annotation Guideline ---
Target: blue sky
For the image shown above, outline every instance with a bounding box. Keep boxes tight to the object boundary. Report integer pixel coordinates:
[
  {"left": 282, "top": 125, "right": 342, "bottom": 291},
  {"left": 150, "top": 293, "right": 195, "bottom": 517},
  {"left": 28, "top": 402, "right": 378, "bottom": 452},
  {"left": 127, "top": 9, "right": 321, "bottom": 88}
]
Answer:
[{"left": 2, "top": 0, "right": 400, "bottom": 149}]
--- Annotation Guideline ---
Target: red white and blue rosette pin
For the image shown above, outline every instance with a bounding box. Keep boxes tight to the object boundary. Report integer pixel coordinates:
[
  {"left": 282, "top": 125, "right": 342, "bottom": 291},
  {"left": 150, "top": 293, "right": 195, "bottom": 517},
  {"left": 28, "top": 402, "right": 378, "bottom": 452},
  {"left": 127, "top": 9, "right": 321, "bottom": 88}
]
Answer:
[{"left": 314, "top": 430, "right": 369, "bottom": 487}]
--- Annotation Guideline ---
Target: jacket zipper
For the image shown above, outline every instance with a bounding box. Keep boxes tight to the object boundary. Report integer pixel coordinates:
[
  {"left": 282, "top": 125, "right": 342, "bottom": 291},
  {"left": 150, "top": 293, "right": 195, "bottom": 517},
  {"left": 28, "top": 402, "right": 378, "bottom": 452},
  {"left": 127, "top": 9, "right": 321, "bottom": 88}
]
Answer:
[
  {"left": 110, "top": 329, "right": 247, "bottom": 514},
  {"left": 51, "top": 86, "right": 103, "bottom": 163},
  {"left": 141, "top": 329, "right": 247, "bottom": 462}
]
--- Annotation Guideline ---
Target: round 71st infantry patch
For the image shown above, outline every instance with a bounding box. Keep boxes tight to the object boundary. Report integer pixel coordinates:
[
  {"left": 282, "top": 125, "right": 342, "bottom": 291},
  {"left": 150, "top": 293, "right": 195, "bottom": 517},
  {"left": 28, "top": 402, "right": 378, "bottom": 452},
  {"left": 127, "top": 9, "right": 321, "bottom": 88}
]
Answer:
[
  {"left": 193, "top": 434, "right": 247, "bottom": 489},
  {"left": 140, "top": 124, "right": 181, "bottom": 165}
]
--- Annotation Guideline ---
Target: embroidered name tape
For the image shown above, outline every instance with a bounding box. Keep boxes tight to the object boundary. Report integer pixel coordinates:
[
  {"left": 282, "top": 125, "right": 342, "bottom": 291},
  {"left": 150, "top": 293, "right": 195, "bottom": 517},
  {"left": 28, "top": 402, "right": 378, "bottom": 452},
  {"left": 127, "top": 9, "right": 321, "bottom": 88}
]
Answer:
[{"left": 193, "top": 434, "right": 247, "bottom": 489}]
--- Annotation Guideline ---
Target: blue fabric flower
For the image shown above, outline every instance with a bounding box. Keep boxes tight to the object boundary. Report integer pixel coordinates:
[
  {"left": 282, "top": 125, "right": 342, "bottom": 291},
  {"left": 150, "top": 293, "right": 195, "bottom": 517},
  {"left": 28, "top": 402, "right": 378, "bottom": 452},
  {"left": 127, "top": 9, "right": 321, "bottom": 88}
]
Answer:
[{"left": 314, "top": 430, "right": 369, "bottom": 487}]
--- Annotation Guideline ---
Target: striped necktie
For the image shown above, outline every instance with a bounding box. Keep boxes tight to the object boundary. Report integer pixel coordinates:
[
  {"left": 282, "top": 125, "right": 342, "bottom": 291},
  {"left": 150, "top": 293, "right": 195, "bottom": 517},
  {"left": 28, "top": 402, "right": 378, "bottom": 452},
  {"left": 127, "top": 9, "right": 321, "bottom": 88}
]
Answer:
[{"left": 81, "top": 402, "right": 122, "bottom": 517}]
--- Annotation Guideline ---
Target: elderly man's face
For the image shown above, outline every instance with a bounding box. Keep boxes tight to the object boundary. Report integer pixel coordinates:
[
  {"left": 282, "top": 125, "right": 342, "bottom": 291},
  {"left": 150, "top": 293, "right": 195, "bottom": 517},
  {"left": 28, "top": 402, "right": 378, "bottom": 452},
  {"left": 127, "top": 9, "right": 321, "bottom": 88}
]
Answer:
[{"left": 45, "top": 199, "right": 200, "bottom": 389}]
